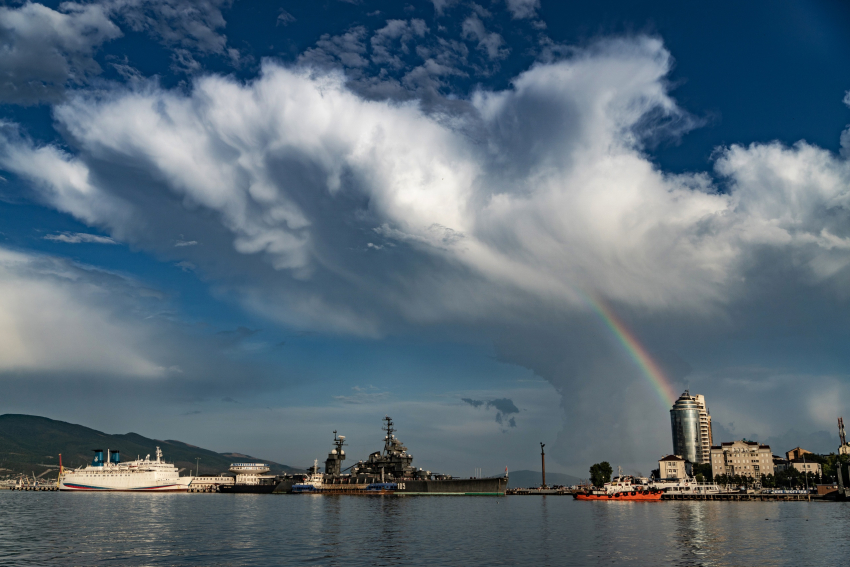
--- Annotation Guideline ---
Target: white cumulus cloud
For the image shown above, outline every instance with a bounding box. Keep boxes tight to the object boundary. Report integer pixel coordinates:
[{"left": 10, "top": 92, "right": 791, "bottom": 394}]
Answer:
[
  {"left": 0, "top": 247, "right": 161, "bottom": 376},
  {"left": 44, "top": 232, "right": 117, "bottom": 244},
  {"left": 0, "top": 36, "right": 849, "bottom": 337}
]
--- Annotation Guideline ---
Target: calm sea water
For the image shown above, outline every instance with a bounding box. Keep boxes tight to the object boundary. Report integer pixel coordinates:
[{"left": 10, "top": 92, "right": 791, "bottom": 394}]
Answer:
[{"left": 0, "top": 492, "right": 848, "bottom": 566}]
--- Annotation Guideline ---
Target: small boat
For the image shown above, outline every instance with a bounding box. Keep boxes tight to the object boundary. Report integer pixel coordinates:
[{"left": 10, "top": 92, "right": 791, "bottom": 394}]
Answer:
[
  {"left": 291, "top": 460, "right": 325, "bottom": 493},
  {"left": 364, "top": 482, "right": 397, "bottom": 494},
  {"left": 651, "top": 477, "right": 722, "bottom": 495},
  {"left": 573, "top": 473, "right": 663, "bottom": 501}
]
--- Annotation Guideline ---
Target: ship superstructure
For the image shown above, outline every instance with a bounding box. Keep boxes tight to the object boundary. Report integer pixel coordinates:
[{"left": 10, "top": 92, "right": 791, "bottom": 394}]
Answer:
[
  {"left": 348, "top": 417, "right": 449, "bottom": 482},
  {"left": 59, "top": 447, "right": 191, "bottom": 492},
  {"left": 282, "top": 416, "right": 507, "bottom": 495}
]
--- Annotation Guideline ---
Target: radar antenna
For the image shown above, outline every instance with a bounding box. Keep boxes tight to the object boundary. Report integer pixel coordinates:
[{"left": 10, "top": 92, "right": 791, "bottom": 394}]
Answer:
[
  {"left": 382, "top": 416, "right": 395, "bottom": 455},
  {"left": 333, "top": 430, "right": 347, "bottom": 453}
]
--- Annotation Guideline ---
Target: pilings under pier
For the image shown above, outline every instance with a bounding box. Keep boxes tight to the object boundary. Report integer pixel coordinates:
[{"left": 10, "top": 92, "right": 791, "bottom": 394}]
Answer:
[{"left": 661, "top": 493, "right": 813, "bottom": 501}]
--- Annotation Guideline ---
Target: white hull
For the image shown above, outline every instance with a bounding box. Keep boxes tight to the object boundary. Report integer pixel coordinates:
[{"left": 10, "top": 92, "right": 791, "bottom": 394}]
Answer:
[
  {"left": 59, "top": 478, "right": 191, "bottom": 492},
  {"left": 59, "top": 447, "right": 191, "bottom": 492}
]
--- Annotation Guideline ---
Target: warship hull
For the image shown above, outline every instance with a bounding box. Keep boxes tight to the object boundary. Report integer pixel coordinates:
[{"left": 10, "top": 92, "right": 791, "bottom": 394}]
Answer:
[
  {"left": 277, "top": 477, "right": 507, "bottom": 495},
  {"left": 392, "top": 477, "right": 507, "bottom": 495}
]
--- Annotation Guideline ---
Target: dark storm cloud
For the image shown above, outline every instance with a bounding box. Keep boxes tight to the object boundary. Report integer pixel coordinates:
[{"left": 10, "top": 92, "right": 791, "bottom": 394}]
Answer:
[
  {"left": 0, "top": 2, "right": 121, "bottom": 104},
  {"left": 0, "top": 0, "right": 240, "bottom": 105},
  {"left": 0, "top": 246, "right": 287, "bottom": 418},
  {"left": 110, "top": 0, "right": 232, "bottom": 54},
  {"left": 486, "top": 398, "right": 519, "bottom": 415},
  {"left": 295, "top": 14, "right": 511, "bottom": 111},
  {"left": 463, "top": 397, "right": 519, "bottom": 427},
  {"left": 759, "top": 430, "right": 836, "bottom": 456}
]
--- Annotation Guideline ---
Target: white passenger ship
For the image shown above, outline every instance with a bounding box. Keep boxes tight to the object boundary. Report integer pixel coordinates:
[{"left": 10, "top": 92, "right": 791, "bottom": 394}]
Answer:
[{"left": 59, "top": 447, "right": 191, "bottom": 492}]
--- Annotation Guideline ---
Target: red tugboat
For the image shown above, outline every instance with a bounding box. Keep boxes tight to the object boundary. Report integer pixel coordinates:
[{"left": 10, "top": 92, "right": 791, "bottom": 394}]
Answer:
[{"left": 573, "top": 473, "right": 663, "bottom": 501}]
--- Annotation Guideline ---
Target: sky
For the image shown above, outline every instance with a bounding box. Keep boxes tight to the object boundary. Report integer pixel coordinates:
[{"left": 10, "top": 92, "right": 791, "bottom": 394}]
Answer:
[{"left": 1, "top": 0, "right": 850, "bottom": 478}]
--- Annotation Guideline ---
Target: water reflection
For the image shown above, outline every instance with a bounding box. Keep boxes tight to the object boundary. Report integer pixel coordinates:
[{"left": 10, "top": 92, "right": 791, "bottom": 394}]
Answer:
[{"left": 0, "top": 493, "right": 848, "bottom": 565}]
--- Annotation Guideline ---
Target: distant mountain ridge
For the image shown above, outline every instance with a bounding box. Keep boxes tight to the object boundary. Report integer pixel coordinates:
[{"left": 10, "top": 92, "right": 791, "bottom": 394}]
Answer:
[
  {"left": 0, "top": 414, "right": 302, "bottom": 478},
  {"left": 507, "top": 470, "right": 582, "bottom": 489}
]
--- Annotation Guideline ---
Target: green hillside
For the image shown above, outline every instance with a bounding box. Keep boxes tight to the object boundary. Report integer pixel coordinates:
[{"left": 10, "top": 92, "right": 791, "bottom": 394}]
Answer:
[{"left": 0, "top": 414, "right": 302, "bottom": 480}]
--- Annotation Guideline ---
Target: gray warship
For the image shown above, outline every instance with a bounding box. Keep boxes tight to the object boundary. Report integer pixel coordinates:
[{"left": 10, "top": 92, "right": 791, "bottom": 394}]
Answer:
[{"left": 275, "top": 416, "right": 507, "bottom": 495}]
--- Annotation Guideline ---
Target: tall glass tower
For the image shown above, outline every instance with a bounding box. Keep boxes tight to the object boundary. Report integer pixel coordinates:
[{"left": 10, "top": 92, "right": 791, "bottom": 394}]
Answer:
[{"left": 670, "top": 391, "right": 710, "bottom": 464}]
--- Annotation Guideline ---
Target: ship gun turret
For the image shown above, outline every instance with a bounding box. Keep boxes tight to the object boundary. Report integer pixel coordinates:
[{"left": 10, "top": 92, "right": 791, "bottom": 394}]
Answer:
[{"left": 344, "top": 416, "right": 450, "bottom": 483}]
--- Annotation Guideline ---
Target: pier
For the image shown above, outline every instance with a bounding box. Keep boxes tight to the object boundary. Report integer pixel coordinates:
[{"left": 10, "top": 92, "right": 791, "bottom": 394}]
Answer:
[
  {"left": 662, "top": 493, "right": 815, "bottom": 501},
  {"left": 507, "top": 487, "right": 571, "bottom": 495},
  {"left": 1, "top": 483, "right": 58, "bottom": 491}
]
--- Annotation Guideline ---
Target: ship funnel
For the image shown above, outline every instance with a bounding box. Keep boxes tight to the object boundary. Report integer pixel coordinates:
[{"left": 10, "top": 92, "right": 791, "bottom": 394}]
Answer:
[
  {"left": 110, "top": 450, "right": 120, "bottom": 464},
  {"left": 91, "top": 449, "right": 104, "bottom": 467}
]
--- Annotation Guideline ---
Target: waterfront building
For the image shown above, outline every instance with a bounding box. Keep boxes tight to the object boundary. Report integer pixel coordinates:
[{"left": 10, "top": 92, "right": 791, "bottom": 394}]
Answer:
[
  {"left": 670, "top": 391, "right": 713, "bottom": 464},
  {"left": 229, "top": 463, "right": 273, "bottom": 485},
  {"left": 790, "top": 460, "right": 821, "bottom": 476},
  {"left": 658, "top": 455, "right": 691, "bottom": 480},
  {"left": 772, "top": 455, "right": 790, "bottom": 472},
  {"left": 786, "top": 447, "right": 812, "bottom": 461},
  {"left": 709, "top": 440, "right": 774, "bottom": 479},
  {"left": 188, "top": 474, "right": 235, "bottom": 492}
]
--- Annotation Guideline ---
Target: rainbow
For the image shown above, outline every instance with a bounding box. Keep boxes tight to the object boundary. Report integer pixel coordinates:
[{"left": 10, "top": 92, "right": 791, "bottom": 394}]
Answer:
[{"left": 582, "top": 294, "right": 678, "bottom": 408}]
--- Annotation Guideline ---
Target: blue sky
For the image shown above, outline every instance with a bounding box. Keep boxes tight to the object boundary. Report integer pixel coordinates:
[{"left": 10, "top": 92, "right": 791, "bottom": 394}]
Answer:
[{"left": 1, "top": 0, "right": 849, "bottom": 477}]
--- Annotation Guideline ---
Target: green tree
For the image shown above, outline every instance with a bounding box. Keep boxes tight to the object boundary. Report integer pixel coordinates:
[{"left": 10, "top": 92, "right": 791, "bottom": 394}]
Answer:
[
  {"left": 589, "top": 462, "right": 613, "bottom": 488},
  {"left": 692, "top": 463, "right": 712, "bottom": 479}
]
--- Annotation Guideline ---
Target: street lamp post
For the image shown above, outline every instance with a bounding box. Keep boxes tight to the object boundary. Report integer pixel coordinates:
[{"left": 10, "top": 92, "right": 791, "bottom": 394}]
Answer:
[{"left": 802, "top": 455, "right": 811, "bottom": 501}]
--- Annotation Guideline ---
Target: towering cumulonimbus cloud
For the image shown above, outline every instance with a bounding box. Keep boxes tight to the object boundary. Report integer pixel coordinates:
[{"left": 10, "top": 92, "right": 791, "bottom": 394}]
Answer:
[
  {"left": 1, "top": 34, "right": 850, "bottom": 466},
  {"left": 2, "top": 36, "right": 848, "bottom": 333}
]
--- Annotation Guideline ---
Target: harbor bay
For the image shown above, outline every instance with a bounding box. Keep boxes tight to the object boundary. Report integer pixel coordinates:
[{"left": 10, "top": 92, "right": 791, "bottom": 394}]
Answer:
[
  {"left": 1, "top": 491, "right": 849, "bottom": 566},
  {"left": 2, "top": 0, "right": 850, "bottom": 563}
]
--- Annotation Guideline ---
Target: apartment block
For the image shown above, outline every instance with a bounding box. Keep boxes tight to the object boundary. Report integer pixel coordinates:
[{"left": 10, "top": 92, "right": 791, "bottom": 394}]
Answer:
[
  {"left": 710, "top": 440, "right": 774, "bottom": 479},
  {"left": 670, "top": 391, "right": 713, "bottom": 464},
  {"left": 658, "top": 455, "right": 690, "bottom": 480}
]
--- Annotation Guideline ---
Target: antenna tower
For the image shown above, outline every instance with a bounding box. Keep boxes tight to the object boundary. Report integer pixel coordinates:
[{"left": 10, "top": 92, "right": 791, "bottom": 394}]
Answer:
[
  {"left": 382, "top": 416, "right": 395, "bottom": 455},
  {"left": 333, "top": 430, "right": 346, "bottom": 453}
]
